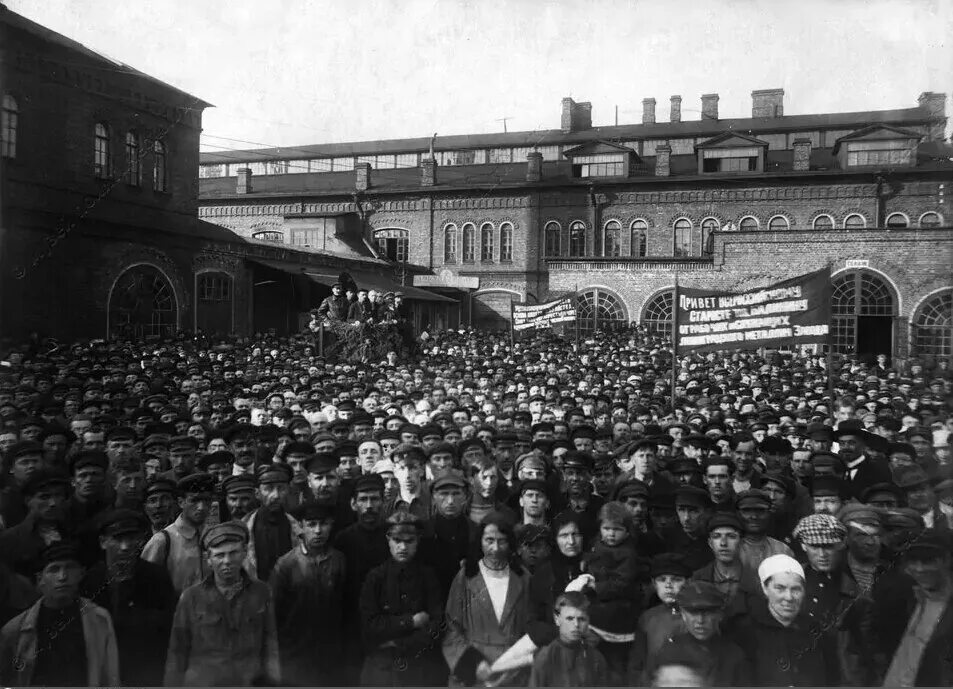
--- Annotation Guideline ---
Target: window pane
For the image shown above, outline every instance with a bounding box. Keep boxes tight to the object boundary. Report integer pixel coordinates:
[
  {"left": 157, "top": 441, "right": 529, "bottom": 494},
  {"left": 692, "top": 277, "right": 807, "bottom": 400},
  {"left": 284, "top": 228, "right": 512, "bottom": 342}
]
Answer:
[
  {"left": 444, "top": 224, "right": 457, "bottom": 263},
  {"left": 844, "top": 214, "right": 865, "bottom": 229},
  {"left": 920, "top": 212, "right": 942, "bottom": 228},
  {"left": 395, "top": 153, "right": 418, "bottom": 168},
  {"left": 740, "top": 217, "right": 759, "bottom": 231},
  {"left": 886, "top": 213, "right": 908, "bottom": 228},
  {"left": 94, "top": 123, "right": 110, "bottom": 177},
  {"left": 603, "top": 221, "right": 621, "bottom": 257},
  {"left": 813, "top": 215, "right": 834, "bottom": 230},
  {"left": 545, "top": 222, "right": 561, "bottom": 257},
  {"left": 481, "top": 224, "right": 495, "bottom": 261},
  {"left": 630, "top": 220, "right": 647, "bottom": 258},
  {"left": 500, "top": 223, "right": 513, "bottom": 262},
  {"left": 462, "top": 224, "right": 475, "bottom": 262},
  {"left": 768, "top": 216, "right": 789, "bottom": 231},
  {"left": 569, "top": 222, "right": 586, "bottom": 257},
  {"left": 153, "top": 141, "right": 167, "bottom": 192},
  {"left": 125, "top": 132, "right": 140, "bottom": 185},
  {"left": 0, "top": 95, "right": 17, "bottom": 159},
  {"left": 488, "top": 148, "right": 511, "bottom": 164},
  {"left": 673, "top": 220, "right": 692, "bottom": 257}
]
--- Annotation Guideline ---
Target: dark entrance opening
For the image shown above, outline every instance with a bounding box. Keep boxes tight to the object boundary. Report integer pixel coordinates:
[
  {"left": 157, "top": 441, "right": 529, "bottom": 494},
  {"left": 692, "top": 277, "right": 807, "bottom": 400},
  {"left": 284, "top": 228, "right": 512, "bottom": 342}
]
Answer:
[{"left": 856, "top": 316, "right": 893, "bottom": 364}]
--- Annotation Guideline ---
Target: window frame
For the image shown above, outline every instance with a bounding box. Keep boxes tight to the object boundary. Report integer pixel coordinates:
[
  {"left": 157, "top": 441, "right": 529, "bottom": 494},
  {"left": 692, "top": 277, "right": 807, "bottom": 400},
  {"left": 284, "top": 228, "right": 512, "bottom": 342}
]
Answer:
[
  {"left": 443, "top": 223, "right": 458, "bottom": 264},
  {"left": 480, "top": 223, "right": 495, "bottom": 262},
  {"left": 1, "top": 94, "right": 18, "bottom": 159},
  {"left": 673, "top": 218, "right": 692, "bottom": 257},
  {"left": 544, "top": 221, "right": 562, "bottom": 257},
  {"left": 153, "top": 140, "right": 167, "bottom": 192},
  {"left": 843, "top": 214, "right": 866, "bottom": 230},
  {"left": 124, "top": 131, "right": 141, "bottom": 186},
  {"left": 768, "top": 215, "right": 790, "bottom": 231},
  {"left": 462, "top": 223, "right": 475, "bottom": 263},
  {"left": 739, "top": 216, "right": 759, "bottom": 232},
  {"left": 568, "top": 221, "right": 587, "bottom": 258},
  {"left": 812, "top": 214, "right": 835, "bottom": 230},
  {"left": 885, "top": 212, "right": 909, "bottom": 229},
  {"left": 94, "top": 122, "right": 111, "bottom": 178},
  {"left": 602, "top": 220, "right": 622, "bottom": 258},
  {"left": 499, "top": 223, "right": 514, "bottom": 262},
  {"left": 630, "top": 219, "right": 648, "bottom": 258},
  {"left": 701, "top": 218, "right": 718, "bottom": 256},
  {"left": 918, "top": 211, "right": 943, "bottom": 228}
]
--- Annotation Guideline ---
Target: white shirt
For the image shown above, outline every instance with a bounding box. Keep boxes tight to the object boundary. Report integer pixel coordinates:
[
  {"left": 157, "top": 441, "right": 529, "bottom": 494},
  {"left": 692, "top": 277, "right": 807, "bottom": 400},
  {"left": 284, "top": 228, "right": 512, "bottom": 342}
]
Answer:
[{"left": 479, "top": 560, "right": 510, "bottom": 624}]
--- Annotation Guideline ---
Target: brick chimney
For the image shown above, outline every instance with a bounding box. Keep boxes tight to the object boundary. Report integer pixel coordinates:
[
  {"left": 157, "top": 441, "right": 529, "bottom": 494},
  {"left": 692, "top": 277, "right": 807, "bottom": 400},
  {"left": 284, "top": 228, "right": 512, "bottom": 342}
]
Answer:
[
  {"left": 701, "top": 94, "right": 719, "bottom": 120},
  {"left": 918, "top": 92, "right": 947, "bottom": 140},
  {"left": 792, "top": 138, "right": 812, "bottom": 171},
  {"left": 642, "top": 98, "right": 656, "bottom": 124},
  {"left": 655, "top": 144, "right": 671, "bottom": 177},
  {"left": 526, "top": 151, "right": 543, "bottom": 182},
  {"left": 355, "top": 163, "right": 371, "bottom": 191},
  {"left": 561, "top": 98, "right": 593, "bottom": 133},
  {"left": 421, "top": 157, "right": 436, "bottom": 187},
  {"left": 236, "top": 167, "right": 252, "bottom": 194},
  {"left": 670, "top": 96, "right": 682, "bottom": 123},
  {"left": 752, "top": 88, "right": 784, "bottom": 118}
]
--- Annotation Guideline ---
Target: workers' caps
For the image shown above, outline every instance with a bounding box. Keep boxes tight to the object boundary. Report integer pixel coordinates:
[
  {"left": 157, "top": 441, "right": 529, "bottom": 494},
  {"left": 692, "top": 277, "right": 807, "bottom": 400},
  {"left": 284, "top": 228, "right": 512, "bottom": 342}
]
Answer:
[
  {"left": 837, "top": 503, "right": 884, "bottom": 532},
  {"left": 894, "top": 465, "right": 931, "bottom": 490},
  {"left": 792, "top": 514, "right": 847, "bottom": 546},
  {"left": 902, "top": 531, "right": 951, "bottom": 561},
  {"left": 706, "top": 512, "right": 743, "bottom": 534},
  {"left": 353, "top": 473, "right": 385, "bottom": 495},
  {"left": 371, "top": 459, "right": 396, "bottom": 475},
  {"left": 735, "top": 489, "right": 772, "bottom": 511},
  {"left": 197, "top": 451, "right": 235, "bottom": 471},
  {"left": 305, "top": 453, "right": 337, "bottom": 475},
  {"left": 202, "top": 521, "right": 249, "bottom": 550},
  {"left": 515, "top": 452, "right": 547, "bottom": 473},
  {"left": 883, "top": 508, "right": 924, "bottom": 530},
  {"left": 177, "top": 472, "right": 216, "bottom": 496},
  {"left": 758, "top": 554, "right": 805, "bottom": 586},
  {"left": 222, "top": 475, "right": 256, "bottom": 495},
  {"left": 518, "top": 479, "right": 548, "bottom": 496},
  {"left": 385, "top": 510, "right": 422, "bottom": 537},
  {"left": 145, "top": 477, "right": 177, "bottom": 498},
  {"left": 289, "top": 501, "right": 336, "bottom": 523},
  {"left": 676, "top": 580, "right": 726, "bottom": 611},
  {"left": 859, "top": 482, "right": 904, "bottom": 504},
  {"left": 98, "top": 508, "right": 150, "bottom": 538},
  {"left": 650, "top": 552, "right": 692, "bottom": 579},
  {"left": 612, "top": 479, "right": 650, "bottom": 501},
  {"left": 430, "top": 470, "right": 468, "bottom": 493},
  {"left": 36, "top": 542, "right": 83, "bottom": 572},
  {"left": 515, "top": 523, "right": 551, "bottom": 546},
  {"left": 675, "top": 485, "right": 712, "bottom": 509},
  {"left": 256, "top": 462, "right": 293, "bottom": 486},
  {"left": 809, "top": 475, "right": 845, "bottom": 498}
]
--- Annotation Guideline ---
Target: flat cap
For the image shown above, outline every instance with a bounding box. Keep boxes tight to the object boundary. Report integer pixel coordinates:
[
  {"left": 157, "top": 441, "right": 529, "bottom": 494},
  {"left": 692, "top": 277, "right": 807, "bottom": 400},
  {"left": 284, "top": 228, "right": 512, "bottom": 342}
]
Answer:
[
  {"left": 21, "top": 469, "right": 70, "bottom": 497},
  {"left": 518, "top": 479, "right": 549, "bottom": 496},
  {"left": 222, "top": 474, "right": 257, "bottom": 495},
  {"left": 353, "top": 473, "right": 385, "bottom": 495},
  {"left": 859, "top": 482, "right": 904, "bottom": 504},
  {"left": 838, "top": 503, "right": 884, "bottom": 530},
  {"left": 669, "top": 457, "right": 702, "bottom": 475},
  {"left": 257, "top": 463, "right": 293, "bottom": 485},
  {"left": 675, "top": 485, "right": 712, "bottom": 509},
  {"left": 177, "top": 472, "right": 216, "bottom": 495},
  {"left": 650, "top": 553, "right": 692, "bottom": 579},
  {"left": 706, "top": 512, "right": 743, "bottom": 534},
  {"left": 792, "top": 514, "right": 847, "bottom": 546},
  {"left": 515, "top": 452, "right": 546, "bottom": 473},
  {"left": 197, "top": 451, "right": 235, "bottom": 471},
  {"left": 6, "top": 440, "right": 43, "bottom": 460},
  {"left": 98, "top": 508, "right": 150, "bottom": 537},
  {"left": 430, "top": 470, "right": 468, "bottom": 493},
  {"left": 736, "top": 489, "right": 772, "bottom": 511},
  {"left": 385, "top": 510, "right": 422, "bottom": 537},
  {"left": 902, "top": 531, "right": 950, "bottom": 561},
  {"left": 69, "top": 450, "right": 109, "bottom": 475},
  {"left": 676, "top": 580, "right": 726, "bottom": 611},
  {"left": 289, "top": 501, "right": 335, "bottom": 523},
  {"left": 561, "top": 451, "right": 593, "bottom": 471},
  {"left": 145, "top": 477, "right": 177, "bottom": 497},
  {"left": 36, "top": 542, "right": 83, "bottom": 571},
  {"left": 305, "top": 453, "right": 338, "bottom": 475},
  {"left": 613, "top": 479, "right": 650, "bottom": 501},
  {"left": 202, "top": 521, "right": 249, "bottom": 550},
  {"left": 810, "top": 475, "right": 846, "bottom": 498},
  {"left": 883, "top": 508, "right": 924, "bottom": 530},
  {"left": 894, "top": 465, "right": 931, "bottom": 490}
]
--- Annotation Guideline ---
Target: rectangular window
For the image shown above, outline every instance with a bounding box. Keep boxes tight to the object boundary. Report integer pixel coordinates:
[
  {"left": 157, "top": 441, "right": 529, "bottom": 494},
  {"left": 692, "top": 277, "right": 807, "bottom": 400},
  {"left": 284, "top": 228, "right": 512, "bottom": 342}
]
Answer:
[
  {"left": 395, "top": 153, "right": 418, "bottom": 168},
  {"left": 473, "top": 150, "right": 487, "bottom": 165},
  {"left": 511, "top": 147, "right": 531, "bottom": 162},
  {"left": 286, "top": 160, "right": 308, "bottom": 173},
  {"left": 846, "top": 140, "right": 914, "bottom": 167},
  {"left": 309, "top": 158, "right": 332, "bottom": 172},
  {"left": 200, "top": 275, "right": 231, "bottom": 301},
  {"left": 669, "top": 138, "right": 694, "bottom": 155},
  {"left": 702, "top": 147, "right": 760, "bottom": 173},
  {"left": 332, "top": 157, "right": 354, "bottom": 171},
  {"left": 759, "top": 134, "right": 786, "bottom": 150},
  {"left": 488, "top": 148, "right": 511, "bottom": 164},
  {"left": 375, "top": 155, "right": 397, "bottom": 170},
  {"left": 290, "top": 218, "right": 334, "bottom": 248},
  {"left": 573, "top": 153, "right": 625, "bottom": 178},
  {"left": 536, "top": 145, "right": 561, "bottom": 161},
  {"left": 199, "top": 164, "right": 224, "bottom": 178}
]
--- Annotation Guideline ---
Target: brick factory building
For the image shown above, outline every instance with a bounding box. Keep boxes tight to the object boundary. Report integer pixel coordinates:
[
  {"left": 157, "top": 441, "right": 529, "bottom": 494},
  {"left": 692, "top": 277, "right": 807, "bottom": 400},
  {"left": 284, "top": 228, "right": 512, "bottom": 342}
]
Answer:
[
  {"left": 0, "top": 7, "right": 450, "bottom": 341},
  {"left": 198, "top": 89, "right": 953, "bottom": 364}
]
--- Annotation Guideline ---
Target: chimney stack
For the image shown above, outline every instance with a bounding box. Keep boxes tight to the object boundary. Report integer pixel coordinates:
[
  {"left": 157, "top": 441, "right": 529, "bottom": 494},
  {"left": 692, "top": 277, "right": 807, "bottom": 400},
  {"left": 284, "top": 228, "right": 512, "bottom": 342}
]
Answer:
[
  {"left": 655, "top": 144, "right": 671, "bottom": 177},
  {"left": 642, "top": 98, "right": 656, "bottom": 124},
  {"left": 918, "top": 91, "right": 947, "bottom": 140},
  {"left": 421, "top": 157, "right": 436, "bottom": 187},
  {"left": 355, "top": 163, "right": 371, "bottom": 192},
  {"left": 526, "top": 151, "right": 543, "bottom": 182},
  {"left": 670, "top": 96, "right": 682, "bottom": 123},
  {"left": 752, "top": 88, "right": 784, "bottom": 118},
  {"left": 236, "top": 168, "right": 252, "bottom": 194},
  {"left": 701, "top": 94, "right": 719, "bottom": 120},
  {"left": 561, "top": 98, "right": 593, "bottom": 133},
  {"left": 792, "top": 138, "right": 812, "bottom": 172}
]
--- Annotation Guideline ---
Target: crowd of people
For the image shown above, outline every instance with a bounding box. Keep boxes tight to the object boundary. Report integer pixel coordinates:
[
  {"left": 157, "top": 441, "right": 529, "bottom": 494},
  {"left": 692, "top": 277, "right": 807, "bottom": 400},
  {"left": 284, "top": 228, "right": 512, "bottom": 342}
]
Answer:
[{"left": 0, "top": 322, "right": 949, "bottom": 687}]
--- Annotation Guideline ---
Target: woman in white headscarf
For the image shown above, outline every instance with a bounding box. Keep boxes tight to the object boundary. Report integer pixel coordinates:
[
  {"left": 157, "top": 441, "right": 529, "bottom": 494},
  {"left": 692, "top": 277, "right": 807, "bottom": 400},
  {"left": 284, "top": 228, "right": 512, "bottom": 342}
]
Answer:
[{"left": 730, "top": 554, "right": 838, "bottom": 686}]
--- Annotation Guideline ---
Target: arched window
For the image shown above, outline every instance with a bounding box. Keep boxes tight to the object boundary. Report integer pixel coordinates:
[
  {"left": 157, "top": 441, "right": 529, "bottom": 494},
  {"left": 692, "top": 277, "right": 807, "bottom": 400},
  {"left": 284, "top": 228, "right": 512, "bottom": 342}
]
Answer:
[
  {"left": 630, "top": 220, "right": 647, "bottom": 258},
  {"left": 109, "top": 265, "right": 177, "bottom": 339},
  {"left": 844, "top": 214, "right": 866, "bottom": 229},
  {"left": 813, "top": 215, "right": 834, "bottom": 230},
  {"left": 569, "top": 221, "right": 586, "bottom": 257},
  {"left": 252, "top": 230, "right": 283, "bottom": 243},
  {"left": 480, "top": 223, "right": 495, "bottom": 261},
  {"left": 602, "top": 220, "right": 622, "bottom": 257},
  {"left": 642, "top": 290, "right": 674, "bottom": 339},
  {"left": 673, "top": 219, "right": 692, "bottom": 257},
  {"left": 830, "top": 271, "right": 897, "bottom": 355},
  {"left": 124, "top": 131, "right": 140, "bottom": 185},
  {"left": 701, "top": 218, "right": 718, "bottom": 257},
  {"left": 500, "top": 223, "right": 513, "bottom": 262},
  {"left": 374, "top": 229, "right": 409, "bottom": 262},
  {"left": 544, "top": 222, "right": 561, "bottom": 257},
  {"left": 94, "top": 122, "right": 110, "bottom": 177},
  {"left": 462, "top": 224, "right": 475, "bottom": 262},
  {"left": 919, "top": 212, "right": 942, "bottom": 228},
  {"left": 443, "top": 224, "right": 458, "bottom": 263},
  {"left": 913, "top": 289, "right": 952, "bottom": 358},
  {"left": 739, "top": 216, "right": 759, "bottom": 231},
  {"left": 768, "top": 215, "right": 789, "bottom": 231},
  {"left": 576, "top": 289, "right": 627, "bottom": 332},
  {"left": 886, "top": 213, "right": 908, "bottom": 229},
  {"left": 153, "top": 140, "right": 167, "bottom": 192},
  {"left": 1, "top": 95, "right": 17, "bottom": 159}
]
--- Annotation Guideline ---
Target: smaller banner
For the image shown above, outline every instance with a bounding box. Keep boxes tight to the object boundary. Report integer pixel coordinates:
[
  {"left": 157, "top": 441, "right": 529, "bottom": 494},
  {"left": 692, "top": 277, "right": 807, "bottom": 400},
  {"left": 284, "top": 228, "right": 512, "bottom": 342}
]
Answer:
[
  {"left": 675, "top": 268, "right": 831, "bottom": 354},
  {"left": 512, "top": 298, "right": 577, "bottom": 331}
]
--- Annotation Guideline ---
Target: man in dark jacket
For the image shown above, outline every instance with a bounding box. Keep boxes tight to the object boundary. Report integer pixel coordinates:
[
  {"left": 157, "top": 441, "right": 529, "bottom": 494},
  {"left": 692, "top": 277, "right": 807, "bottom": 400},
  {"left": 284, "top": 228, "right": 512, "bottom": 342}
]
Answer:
[
  {"left": 317, "top": 283, "right": 349, "bottom": 322},
  {"left": 0, "top": 470, "right": 71, "bottom": 577},
  {"left": 419, "top": 471, "right": 472, "bottom": 600},
  {"left": 81, "top": 509, "right": 177, "bottom": 687},
  {"left": 835, "top": 419, "right": 893, "bottom": 500}
]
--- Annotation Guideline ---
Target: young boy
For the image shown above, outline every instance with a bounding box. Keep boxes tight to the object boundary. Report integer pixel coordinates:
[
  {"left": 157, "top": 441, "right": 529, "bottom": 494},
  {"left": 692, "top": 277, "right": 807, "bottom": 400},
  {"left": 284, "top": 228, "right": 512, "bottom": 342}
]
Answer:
[
  {"left": 628, "top": 553, "right": 692, "bottom": 685},
  {"left": 359, "top": 511, "right": 445, "bottom": 687},
  {"left": 529, "top": 591, "right": 609, "bottom": 687},
  {"left": 269, "top": 502, "right": 346, "bottom": 686}
]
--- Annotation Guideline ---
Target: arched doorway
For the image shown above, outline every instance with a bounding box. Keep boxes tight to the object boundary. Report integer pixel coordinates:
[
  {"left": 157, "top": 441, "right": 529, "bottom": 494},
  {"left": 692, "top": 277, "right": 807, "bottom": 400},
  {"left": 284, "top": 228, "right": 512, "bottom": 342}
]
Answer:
[
  {"left": 831, "top": 270, "right": 897, "bottom": 361},
  {"left": 641, "top": 290, "right": 673, "bottom": 339},
  {"left": 109, "top": 265, "right": 178, "bottom": 339},
  {"left": 576, "top": 289, "right": 628, "bottom": 333},
  {"left": 912, "top": 288, "right": 952, "bottom": 362}
]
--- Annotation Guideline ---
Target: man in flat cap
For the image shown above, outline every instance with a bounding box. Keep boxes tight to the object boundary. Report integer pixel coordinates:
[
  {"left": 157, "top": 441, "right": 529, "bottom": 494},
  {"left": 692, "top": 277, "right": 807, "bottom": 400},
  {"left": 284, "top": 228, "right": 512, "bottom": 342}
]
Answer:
[
  {"left": 418, "top": 471, "right": 472, "bottom": 600},
  {"left": 736, "top": 489, "right": 794, "bottom": 576},
  {"left": 647, "top": 581, "right": 750, "bottom": 686},
  {"left": 270, "top": 502, "right": 346, "bottom": 686},
  {"left": 222, "top": 473, "right": 258, "bottom": 521},
  {"left": 0, "top": 469, "right": 71, "bottom": 578},
  {"left": 141, "top": 472, "right": 215, "bottom": 595},
  {"left": 67, "top": 449, "right": 111, "bottom": 526},
  {"left": 164, "top": 521, "right": 280, "bottom": 686},
  {"left": 81, "top": 509, "right": 177, "bottom": 687},
  {"left": 838, "top": 503, "right": 888, "bottom": 596},
  {"left": 242, "top": 463, "right": 298, "bottom": 581},
  {"left": 667, "top": 486, "right": 715, "bottom": 571},
  {"left": 144, "top": 477, "right": 178, "bottom": 534},
  {"left": 359, "top": 511, "right": 445, "bottom": 686},
  {"left": 0, "top": 542, "right": 119, "bottom": 687}
]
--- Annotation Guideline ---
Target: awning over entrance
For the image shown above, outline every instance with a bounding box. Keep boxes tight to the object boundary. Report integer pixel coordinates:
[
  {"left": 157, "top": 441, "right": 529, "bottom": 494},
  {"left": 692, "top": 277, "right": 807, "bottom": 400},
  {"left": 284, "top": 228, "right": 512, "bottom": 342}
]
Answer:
[{"left": 304, "top": 269, "right": 456, "bottom": 303}]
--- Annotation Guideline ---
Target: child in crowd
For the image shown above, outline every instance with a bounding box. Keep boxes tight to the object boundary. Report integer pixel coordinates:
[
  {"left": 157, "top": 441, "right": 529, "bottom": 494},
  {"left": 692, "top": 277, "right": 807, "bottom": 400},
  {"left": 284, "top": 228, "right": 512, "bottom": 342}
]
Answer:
[
  {"left": 529, "top": 591, "right": 609, "bottom": 687},
  {"left": 627, "top": 553, "right": 692, "bottom": 685},
  {"left": 580, "top": 501, "right": 641, "bottom": 684}
]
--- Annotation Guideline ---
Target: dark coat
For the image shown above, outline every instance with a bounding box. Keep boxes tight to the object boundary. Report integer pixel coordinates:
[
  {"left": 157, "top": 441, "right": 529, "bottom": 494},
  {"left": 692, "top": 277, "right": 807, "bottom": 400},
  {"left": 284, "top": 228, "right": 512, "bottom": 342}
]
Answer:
[
  {"left": 80, "top": 559, "right": 177, "bottom": 687},
  {"left": 529, "top": 638, "right": 609, "bottom": 687},
  {"left": 583, "top": 541, "right": 640, "bottom": 634},
  {"left": 359, "top": 559, "right": 445, "bottom": 687},
  {"left": 418, "top": 514, "right": 473, "bottom": 602},
  {"left": 527, "top": 552, "right": 585, "bottom": 646},
  {"left": 843, "top": 455, "right": 893, "bottom": 500},
  {"left": 318, "top": 294, "right": 349, "bottom": 321},
  {"left": 649, "top": 632, "right": 751, "bottom": 687},
  {"left": 348, "top": 300, "right": 377, "bottom": 322},
  {"left": 664, "top": 525, "right": 715, "bottom": 571},
  {"left": 0, "top": 513, "right": 68, "bottom": 578},
  {"left": 730, "top": 599, "right": 839, "bottom": 686}
]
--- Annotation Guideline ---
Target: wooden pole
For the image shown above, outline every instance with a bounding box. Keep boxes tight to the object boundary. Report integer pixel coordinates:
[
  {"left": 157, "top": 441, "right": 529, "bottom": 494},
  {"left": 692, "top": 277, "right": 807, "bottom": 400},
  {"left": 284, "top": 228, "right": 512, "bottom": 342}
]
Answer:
[{"left": 671, "top": 269, "right": 680, "bottom": 411}]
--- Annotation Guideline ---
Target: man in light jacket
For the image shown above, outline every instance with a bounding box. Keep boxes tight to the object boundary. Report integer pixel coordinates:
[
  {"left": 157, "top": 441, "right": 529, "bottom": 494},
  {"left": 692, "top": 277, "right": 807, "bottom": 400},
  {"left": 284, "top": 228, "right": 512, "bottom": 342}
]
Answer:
[{"left": 0, "top": 542, "right": 119, "bottom": 687}]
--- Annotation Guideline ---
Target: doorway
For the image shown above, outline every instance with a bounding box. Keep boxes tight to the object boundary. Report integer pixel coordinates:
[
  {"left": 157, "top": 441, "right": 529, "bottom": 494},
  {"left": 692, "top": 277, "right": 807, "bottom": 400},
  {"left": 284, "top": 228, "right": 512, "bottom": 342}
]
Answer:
[{"left": 856, "top": 316, "right": 893, "bottom": 364}]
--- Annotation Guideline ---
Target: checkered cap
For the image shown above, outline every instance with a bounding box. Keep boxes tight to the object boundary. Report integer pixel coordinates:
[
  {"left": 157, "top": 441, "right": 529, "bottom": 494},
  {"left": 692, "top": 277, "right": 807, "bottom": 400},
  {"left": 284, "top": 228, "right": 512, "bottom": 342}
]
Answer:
[{"left": 793, "top": 513, "right": 847, "bottom": 546}]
